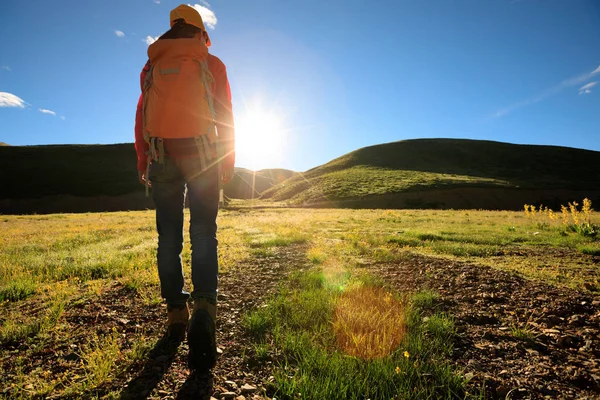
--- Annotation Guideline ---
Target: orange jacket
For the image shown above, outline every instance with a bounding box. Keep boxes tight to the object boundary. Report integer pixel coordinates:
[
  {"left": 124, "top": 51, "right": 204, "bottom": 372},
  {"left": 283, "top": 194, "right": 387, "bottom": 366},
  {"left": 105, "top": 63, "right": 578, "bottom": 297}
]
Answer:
[{"left": 134, "top": 53, "right": 235, "bottom": 173}]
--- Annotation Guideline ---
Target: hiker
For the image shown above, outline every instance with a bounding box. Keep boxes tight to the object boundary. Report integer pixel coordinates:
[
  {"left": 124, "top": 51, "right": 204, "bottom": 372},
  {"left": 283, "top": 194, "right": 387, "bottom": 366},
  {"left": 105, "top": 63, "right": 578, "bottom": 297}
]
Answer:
[{"left": 133, "top": 4, "right": 235, "bottom": 370}]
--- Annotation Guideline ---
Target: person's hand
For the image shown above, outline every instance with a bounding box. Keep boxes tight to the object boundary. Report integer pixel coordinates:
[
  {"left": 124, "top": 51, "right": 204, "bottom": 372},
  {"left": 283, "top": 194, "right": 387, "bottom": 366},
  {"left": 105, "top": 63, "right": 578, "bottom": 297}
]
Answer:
[
  {"left": 222, "top": 167, "right": 234, "bottom": 185},
  {"left": 138, "top": 170, "right": 151, "bottom": 187}
]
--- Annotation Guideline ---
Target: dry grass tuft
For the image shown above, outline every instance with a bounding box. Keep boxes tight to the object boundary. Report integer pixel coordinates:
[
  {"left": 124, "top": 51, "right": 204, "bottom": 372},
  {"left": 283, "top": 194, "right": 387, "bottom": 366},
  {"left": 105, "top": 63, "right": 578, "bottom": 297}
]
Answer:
[{"left": 333, "top": 286, "right": 406, "bottom": 359}]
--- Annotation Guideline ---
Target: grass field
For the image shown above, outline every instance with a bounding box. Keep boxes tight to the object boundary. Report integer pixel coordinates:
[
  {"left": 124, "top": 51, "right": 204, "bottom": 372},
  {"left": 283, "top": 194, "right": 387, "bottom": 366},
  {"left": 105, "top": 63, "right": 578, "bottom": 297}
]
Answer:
[{"left": 1, "top": 205, "right": 599, "bottom": 398}]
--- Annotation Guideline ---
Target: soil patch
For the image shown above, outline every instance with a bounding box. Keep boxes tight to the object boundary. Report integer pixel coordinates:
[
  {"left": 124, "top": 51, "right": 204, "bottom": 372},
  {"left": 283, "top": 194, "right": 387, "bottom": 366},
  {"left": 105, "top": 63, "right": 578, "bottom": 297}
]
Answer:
[{"left": 373, "top": 253, "right": 600, "bottom": 399}]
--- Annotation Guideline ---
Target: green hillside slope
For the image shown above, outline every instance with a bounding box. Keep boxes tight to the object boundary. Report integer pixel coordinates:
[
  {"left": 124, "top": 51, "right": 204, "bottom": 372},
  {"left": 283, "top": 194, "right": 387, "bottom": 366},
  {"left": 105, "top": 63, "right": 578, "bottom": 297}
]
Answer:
[
  {"left": 261, "top": 139, "right": 600, "bottom": 208},
  {"left": 226, "top": 168, "right": 296, "bottom": 199}
]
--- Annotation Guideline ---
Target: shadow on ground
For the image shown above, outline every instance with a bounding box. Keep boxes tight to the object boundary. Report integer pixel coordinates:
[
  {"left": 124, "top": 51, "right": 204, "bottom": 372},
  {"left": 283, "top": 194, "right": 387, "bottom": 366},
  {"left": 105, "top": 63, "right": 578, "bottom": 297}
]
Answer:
[
  {"left": 176, "top": 371, "right": 214, "bottom": 400},
  {"left": 116, "top": 334, "right": 181, "bottom": 399}
]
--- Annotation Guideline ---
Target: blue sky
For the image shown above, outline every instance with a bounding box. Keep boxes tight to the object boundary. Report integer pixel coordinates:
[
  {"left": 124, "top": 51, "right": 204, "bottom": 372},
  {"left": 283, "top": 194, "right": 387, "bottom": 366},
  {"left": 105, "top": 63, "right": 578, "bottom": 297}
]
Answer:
[{"left": 1, "top": 0, "right": 599, "bottom": 172}]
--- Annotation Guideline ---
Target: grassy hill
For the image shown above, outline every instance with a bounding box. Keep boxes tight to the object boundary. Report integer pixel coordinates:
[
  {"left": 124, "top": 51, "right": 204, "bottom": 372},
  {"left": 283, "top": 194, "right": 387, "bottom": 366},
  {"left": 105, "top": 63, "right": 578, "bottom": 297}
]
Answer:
[
  {"left": 261, "top": 139, "right": 600, "bottom": 209},
  {"left": 0, "top": 143, "right": 293, "bottom": 213}
]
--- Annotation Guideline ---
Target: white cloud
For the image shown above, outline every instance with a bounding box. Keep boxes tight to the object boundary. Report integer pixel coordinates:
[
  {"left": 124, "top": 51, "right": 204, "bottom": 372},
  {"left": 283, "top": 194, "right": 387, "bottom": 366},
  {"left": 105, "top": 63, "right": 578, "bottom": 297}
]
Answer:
[
  {"left": 0, "top": 92, "right": 26, "bottom": 108},
  {"left": 60, "top": 116, "right": 66, "bottom": 120},
  {"left": 199, "top": 0, "right": 211, "bottom": 6},
  {"left": 39, "top": 108, "right": 56, "bottom": 116},
  {"left": 154, "top": 0, "right": 160, "bottom": 3},
  {"left": 115, "top": 30, "right": 125, "bottom": 38},
  {"left": 1, "top": 66, "right": 10, "bottom": 71},
  {"left": 494, "top": 65, "right": 600, "bottom": 117},
  {"left": 189, "top": 4, "right": 217, "bottom": 30},
  {"left": 144, "top": 35, "right": 159, "bottom": 45},
  {"left": 578, "top": 81, "right": 597, "bottom": 95}
]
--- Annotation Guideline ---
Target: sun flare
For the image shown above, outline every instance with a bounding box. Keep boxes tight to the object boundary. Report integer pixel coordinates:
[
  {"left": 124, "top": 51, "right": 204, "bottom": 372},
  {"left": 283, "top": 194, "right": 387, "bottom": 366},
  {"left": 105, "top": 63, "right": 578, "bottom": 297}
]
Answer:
[{"left": 235, "top": 107, "right": 285, "bottom": 170}]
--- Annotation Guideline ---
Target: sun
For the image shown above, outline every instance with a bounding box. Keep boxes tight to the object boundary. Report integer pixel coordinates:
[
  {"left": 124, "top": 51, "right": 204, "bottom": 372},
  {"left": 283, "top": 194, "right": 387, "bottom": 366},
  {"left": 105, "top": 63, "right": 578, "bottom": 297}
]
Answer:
[{"left": 235, "top": 107, "right": 285, "bottom": 170}]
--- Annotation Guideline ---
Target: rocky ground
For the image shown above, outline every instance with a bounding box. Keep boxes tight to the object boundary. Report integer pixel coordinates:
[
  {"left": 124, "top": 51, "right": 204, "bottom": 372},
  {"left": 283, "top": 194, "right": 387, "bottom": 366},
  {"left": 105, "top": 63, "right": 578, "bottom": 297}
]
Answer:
[
  {"left": 2, "top": 246, "right": 599, "bottom": 399},
  {"left": 374, "top": 253, "right": 600, "bottom": 400}
]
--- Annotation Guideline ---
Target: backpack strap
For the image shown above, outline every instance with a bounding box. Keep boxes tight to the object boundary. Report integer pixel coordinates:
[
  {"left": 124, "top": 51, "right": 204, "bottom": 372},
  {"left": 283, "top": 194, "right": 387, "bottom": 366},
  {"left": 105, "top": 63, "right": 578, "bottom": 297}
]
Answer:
[{"left": 198, "top": 58, "right": 224, "bottom": 206}]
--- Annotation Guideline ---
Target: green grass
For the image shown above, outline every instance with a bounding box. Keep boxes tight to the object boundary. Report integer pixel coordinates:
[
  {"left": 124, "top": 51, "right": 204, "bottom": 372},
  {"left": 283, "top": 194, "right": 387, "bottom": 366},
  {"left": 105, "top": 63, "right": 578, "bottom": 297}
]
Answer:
[
  {"left": 411, "top": 290, "right": 440, "bottom": 310},
  {"left": 244, "top": 269, "right": 469, "bottom": 399},
  {"left": 510, "top": 326, "right": 536, "bottom": 342},
  {"left": 126, "top": 334, "right": 154, "bottom": 363},
  {"left": 78, "top": 329, "right": 122, "bottom": 389},
  {"left": 0, "top": 279, "right": 37, "bottom": 302},
  {"left": 578, "top": 245, "right": 600, "bottom": 256},
  {"left": 265, "top": 165, "right": 510, "bottom": 204},
  {"left": 0, "top": 300, "right": 65, "bottom": 345}
]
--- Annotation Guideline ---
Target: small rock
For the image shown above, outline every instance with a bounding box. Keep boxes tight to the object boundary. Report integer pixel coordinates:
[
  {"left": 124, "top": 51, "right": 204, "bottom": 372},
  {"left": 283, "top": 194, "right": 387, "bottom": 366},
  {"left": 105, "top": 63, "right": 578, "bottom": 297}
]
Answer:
[
  {"left": 225, "top": 380, "right": 238, "bottom": 390},
  {"left": 464, "top": 372, "right": 474, "bottom": 381},
  {"left": 543, "top": 328, "right": 560, "bottom": 334},
  {"left": 568, "top": 315, "right": 583, "bottom": 326},
  {"left": 220, "top": 392, "right": 237, "bottom": 400},
  {"left": 241, "top": 384, "right": 257, "bottom": 394},
  {"left": 118, "top": 318, "right": 130, "bottom": 325},
  {"left": 24, "top": 384, "right": 33, "bottom": 390},
  {"left": 235, "top": 396, "right": 246, "bottom": 400}
]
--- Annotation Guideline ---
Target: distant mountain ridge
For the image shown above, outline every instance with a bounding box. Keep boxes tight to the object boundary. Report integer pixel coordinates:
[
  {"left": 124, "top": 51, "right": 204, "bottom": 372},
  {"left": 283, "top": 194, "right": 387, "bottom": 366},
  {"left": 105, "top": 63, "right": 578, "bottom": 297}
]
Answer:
[{"left": 0, "top": 143, "right": 294, "bottom": 213}]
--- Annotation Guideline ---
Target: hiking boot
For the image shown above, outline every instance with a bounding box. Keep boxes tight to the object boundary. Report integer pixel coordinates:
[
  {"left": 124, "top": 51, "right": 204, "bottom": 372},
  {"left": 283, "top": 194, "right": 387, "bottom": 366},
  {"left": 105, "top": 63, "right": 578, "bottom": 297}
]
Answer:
[
  {"left": 187, "top": 298, "right": 217, "bottom": 371},
  {"left": 166, "top": 304, "right": 189, "bottom": 341}
]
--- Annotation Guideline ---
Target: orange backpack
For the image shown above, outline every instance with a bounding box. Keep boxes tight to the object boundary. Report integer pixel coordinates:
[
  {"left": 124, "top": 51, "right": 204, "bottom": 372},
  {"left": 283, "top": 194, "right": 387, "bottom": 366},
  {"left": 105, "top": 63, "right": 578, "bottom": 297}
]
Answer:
[
  {"left": 142, "top": 38, "right": 217, "bottom": 154},
  {"left": 142, "top": 37, "right": 222, "bottom": 197}
]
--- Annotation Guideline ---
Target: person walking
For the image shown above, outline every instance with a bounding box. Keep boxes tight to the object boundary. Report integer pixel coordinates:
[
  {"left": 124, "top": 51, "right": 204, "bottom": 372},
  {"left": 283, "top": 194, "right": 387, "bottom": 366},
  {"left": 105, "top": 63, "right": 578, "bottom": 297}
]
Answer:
[{"left": 133, "top": 4, "right": 235, "bottom": 370}]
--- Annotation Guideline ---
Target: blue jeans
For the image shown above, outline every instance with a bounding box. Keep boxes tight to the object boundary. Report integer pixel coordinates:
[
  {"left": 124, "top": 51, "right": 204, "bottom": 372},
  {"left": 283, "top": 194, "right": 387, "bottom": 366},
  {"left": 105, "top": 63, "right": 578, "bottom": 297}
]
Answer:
[{"left": 149, "top": 156, "right": 219, "bottom": 307}]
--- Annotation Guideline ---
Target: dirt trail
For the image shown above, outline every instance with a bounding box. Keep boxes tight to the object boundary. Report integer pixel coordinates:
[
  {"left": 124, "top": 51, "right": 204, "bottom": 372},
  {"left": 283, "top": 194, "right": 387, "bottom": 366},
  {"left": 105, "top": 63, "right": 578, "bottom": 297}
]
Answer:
[
  {"left": 118, "top": 245, "right": 309, "bottom": 400},
  {"left": 373, "top": 253, "right": 600, "bottom": 399},
  {"left": 1, "top": 246, "right": 308, "bottom": 399}
]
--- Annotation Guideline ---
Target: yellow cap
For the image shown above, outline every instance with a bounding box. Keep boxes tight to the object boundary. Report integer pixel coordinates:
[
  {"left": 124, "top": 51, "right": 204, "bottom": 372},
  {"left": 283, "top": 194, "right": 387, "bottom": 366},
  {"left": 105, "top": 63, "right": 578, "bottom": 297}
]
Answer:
[{"left": 170, "top": 4, "right": 211, "bottom": 46}]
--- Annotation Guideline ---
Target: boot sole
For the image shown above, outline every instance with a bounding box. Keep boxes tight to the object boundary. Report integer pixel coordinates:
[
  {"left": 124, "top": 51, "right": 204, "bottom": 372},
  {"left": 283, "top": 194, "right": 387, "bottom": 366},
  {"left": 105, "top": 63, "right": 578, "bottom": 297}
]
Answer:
[{"left": 187, "top": 310, "right": 217, "bottom": 371}]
